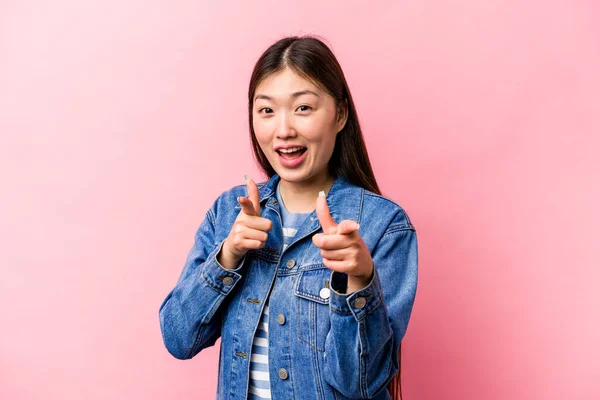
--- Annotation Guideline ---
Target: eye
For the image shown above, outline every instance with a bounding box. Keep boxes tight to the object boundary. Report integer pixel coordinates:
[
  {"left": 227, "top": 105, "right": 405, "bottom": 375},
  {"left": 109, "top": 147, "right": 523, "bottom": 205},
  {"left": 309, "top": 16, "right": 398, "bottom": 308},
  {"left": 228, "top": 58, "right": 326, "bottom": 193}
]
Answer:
[
  {"left": 258, "top": 107, "right": 273, "bottom": 114},
  {"left": 297, "top": 105, "right": 312, "bottom": 112}
]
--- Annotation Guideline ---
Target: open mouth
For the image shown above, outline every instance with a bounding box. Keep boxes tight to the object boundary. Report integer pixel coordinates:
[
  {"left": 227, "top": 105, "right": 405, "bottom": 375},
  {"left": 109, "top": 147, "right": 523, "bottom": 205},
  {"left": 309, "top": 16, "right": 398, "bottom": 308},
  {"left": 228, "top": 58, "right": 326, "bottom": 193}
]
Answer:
[{"left": 276, "top": 147, "right": 307, "bottom": 160}]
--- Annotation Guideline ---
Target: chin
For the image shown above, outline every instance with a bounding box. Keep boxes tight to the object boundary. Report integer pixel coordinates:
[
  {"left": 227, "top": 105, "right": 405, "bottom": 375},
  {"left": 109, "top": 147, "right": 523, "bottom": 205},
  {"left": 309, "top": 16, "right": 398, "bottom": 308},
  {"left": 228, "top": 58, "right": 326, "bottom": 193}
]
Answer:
[{"left": 276, "top": 170, "right": 307, "bottom": 181}]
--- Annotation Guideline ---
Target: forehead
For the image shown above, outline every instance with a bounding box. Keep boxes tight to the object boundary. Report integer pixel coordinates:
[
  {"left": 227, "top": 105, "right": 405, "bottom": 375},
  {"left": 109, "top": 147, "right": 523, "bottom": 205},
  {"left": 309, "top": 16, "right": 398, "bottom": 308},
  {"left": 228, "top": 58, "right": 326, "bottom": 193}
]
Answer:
[{"left": 255, "top": 67, "right": 323, "bottom": 98}]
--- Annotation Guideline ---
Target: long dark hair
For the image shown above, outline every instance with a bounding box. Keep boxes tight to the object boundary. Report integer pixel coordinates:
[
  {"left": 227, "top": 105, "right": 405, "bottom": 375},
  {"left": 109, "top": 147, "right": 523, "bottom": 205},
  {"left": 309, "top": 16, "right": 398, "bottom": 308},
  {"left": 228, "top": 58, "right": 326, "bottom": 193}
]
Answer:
[{"left": 247, "top": 35, "right": 403, "bottom": 400}]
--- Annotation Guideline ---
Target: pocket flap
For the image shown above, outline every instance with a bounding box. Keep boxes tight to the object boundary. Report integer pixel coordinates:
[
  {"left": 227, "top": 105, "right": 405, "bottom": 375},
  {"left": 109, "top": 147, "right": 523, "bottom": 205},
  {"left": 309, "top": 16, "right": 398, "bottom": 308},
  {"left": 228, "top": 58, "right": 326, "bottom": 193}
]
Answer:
[{"left": 294, "top": 267, "right": 330, "bottom": 305}]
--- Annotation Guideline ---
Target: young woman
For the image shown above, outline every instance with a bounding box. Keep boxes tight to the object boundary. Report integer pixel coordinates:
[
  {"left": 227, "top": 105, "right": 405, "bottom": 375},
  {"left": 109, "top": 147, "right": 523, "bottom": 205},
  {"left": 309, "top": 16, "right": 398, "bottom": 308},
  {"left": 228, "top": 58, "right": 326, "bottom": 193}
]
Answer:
[{"left": 159, "top": 35, "right": 418, "bottom": 400}]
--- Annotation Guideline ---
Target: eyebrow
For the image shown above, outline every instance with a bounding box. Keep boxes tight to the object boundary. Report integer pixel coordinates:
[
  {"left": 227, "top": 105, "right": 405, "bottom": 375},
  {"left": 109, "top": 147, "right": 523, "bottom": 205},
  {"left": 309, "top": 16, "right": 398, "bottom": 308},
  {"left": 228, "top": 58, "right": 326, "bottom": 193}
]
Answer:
[{"left": 254, "top": 90, "right": 320, "bottom": 102}]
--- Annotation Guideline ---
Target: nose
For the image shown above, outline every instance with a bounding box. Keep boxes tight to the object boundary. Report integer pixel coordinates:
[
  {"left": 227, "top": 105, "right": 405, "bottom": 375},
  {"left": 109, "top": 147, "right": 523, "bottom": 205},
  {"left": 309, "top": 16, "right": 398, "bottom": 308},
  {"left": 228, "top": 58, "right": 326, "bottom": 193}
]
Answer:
[{"left": 276, "top": 112, "right": 297, "bottom": 139}]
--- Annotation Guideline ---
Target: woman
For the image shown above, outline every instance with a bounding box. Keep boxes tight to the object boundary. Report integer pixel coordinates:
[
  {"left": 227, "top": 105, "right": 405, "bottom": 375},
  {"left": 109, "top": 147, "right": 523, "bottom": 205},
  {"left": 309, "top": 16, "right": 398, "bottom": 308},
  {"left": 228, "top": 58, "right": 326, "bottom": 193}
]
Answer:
[{"left": 159, "top": 35, "right": 418, "bottom": 400}]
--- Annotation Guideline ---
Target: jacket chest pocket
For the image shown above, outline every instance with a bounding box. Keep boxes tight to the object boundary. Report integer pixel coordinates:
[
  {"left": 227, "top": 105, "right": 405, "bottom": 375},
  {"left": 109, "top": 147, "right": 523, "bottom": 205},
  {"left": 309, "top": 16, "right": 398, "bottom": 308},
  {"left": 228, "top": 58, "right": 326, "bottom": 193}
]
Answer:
[{"left": 294, "top": 266, "right": 331, "bottom": 353}]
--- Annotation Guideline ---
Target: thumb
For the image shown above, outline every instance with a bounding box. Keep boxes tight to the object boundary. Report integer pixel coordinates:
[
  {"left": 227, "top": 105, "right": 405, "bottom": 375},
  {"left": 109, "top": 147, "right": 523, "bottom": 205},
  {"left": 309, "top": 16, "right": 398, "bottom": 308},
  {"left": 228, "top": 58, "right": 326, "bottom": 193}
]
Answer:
[
  {"left": 337, "top": 219, "right": 360, "bottom": 235},
  {"left": 244, "top": 175, "right": 261, "bottom": 217},
  {"left": 316, "top": 191, "right": 338, "bottom": 235}
]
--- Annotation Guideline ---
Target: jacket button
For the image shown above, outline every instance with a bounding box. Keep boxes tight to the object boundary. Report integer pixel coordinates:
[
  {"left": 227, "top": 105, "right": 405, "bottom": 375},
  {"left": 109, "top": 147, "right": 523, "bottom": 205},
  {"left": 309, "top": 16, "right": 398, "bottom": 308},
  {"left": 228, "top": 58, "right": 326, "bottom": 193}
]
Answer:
[
  {"left": 354, "top": 297, "right": 367, "bottom": 309},
  {"left": 222, "top": 277, "right": 233, "bottom": 285},
  {"left": 278, "top": 368, "right": 289, "bottom": 380},
  {"left": 277, "top": 313, "right": 286, "bottom": 325},
  {"left": 286, "top": 259, "right": 296, "bottom": 268},
  {"left": 319, "top": 288, "right": 330, "bottom": 299}
]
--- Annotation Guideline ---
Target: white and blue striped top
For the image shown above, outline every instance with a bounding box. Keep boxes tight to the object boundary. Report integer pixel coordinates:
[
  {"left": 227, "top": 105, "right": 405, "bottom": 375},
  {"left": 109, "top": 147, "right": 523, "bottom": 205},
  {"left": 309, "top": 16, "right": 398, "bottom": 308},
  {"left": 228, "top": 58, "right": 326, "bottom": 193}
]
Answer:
[{"left": 247, "top": 181, "right": 312, "bottom": 400}]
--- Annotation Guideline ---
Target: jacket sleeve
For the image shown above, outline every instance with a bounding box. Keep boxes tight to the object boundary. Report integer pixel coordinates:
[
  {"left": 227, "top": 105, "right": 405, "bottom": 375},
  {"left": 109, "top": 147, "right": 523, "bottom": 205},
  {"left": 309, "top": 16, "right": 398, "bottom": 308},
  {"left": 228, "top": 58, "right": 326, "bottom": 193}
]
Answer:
[
  {"left": 158, "top": 203, "right": 246, "bottom": 360},
  {"left": 323, "top": 220, "right": 418, "bottom": 398}
]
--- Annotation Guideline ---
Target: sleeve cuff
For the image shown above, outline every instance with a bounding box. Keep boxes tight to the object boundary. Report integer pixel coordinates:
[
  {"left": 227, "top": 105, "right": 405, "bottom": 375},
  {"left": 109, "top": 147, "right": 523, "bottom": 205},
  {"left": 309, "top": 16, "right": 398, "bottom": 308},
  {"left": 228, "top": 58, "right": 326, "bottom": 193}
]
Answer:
[
  {"left": 328, "top": 266, "right": 384, "bottom": 321},
  {"left": 201, "top": 239, "right": 246, "bottom": 295}
]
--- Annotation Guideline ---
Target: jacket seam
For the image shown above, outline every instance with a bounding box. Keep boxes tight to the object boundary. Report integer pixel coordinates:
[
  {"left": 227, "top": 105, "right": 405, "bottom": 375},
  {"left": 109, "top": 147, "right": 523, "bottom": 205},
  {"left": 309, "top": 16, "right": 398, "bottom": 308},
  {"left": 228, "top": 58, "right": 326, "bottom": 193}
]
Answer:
[
  {"left": 383, "top": 224, "right": 415, "bottom": 236},
  {"left": 359, "top": 319, "right": 369, "bottom": 398},
  {"left": 206, "top": 207, "right": 216, "bottom": 226},
  {"left": 297, "top": 297, "right": 327, "bottom": 353},
  {"left": 187, "top": 290, "right": 223, "bottom": 358},
  {"left": 357, "top": 188, "right": 364, "bottom": 224}
]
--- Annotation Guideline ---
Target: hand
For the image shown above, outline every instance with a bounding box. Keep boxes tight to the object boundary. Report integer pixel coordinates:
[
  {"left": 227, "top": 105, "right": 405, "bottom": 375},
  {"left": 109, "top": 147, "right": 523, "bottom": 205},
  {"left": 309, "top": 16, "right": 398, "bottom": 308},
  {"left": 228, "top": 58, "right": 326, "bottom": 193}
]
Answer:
[
  {"left": 311, "top": 191, "right": 374, "bottom": 292},
  {"left": 220, "top": 175, "right": 273, "bottom": 268}
]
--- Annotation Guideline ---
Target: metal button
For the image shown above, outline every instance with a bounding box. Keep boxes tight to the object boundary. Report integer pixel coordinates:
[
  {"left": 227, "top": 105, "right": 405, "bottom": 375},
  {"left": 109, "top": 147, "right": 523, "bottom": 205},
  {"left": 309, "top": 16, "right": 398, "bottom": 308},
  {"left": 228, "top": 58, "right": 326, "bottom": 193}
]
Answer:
[
  {"left": 354, "top": 297, "right": 366, "bottom": 309},
  {"left": 222, "top": 276, "right": 233, "bottom": 285},
  {"left": 319, "top": 287, "right": 330, "bottom": 299},
  {"left": 286, "top": 259, "right": 296, "bottom": 269},
  {"left": 277, "top": 313, "right": 286, "bottom": 325},
  {"left": 278, "top": 368, "right": 288, "bottom": 380}
]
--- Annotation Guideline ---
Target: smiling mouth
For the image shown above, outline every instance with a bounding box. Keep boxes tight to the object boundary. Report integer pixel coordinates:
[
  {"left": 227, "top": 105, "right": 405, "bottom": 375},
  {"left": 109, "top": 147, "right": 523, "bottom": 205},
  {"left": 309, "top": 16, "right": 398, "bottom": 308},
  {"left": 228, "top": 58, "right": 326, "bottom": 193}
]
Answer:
[{"left": 276, "top": 147, "right": 307, "bottom": 159}]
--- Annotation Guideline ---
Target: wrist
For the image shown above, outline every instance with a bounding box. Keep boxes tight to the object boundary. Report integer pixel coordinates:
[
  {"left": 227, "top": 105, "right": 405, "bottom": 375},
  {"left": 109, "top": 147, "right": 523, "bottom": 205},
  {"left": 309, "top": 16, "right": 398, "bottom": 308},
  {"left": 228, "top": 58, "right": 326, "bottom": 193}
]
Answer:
[
  {"left": 346, "top": 264, "right": 374, "bottom": 293},
  {"left": 218, "top": 240, "right": 243, "bottom": 270}
]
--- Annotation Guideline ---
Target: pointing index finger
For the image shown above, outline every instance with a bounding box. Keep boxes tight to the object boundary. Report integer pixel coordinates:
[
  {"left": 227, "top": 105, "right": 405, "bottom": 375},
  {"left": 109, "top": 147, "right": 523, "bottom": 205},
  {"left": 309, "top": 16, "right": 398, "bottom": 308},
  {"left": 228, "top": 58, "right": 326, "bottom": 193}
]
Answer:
[
  {"left": 316, "top": 191, "right": 338, "bottom": 235},
  {"left": 245, "top": 175, "right": 261, "bottom": 217}
]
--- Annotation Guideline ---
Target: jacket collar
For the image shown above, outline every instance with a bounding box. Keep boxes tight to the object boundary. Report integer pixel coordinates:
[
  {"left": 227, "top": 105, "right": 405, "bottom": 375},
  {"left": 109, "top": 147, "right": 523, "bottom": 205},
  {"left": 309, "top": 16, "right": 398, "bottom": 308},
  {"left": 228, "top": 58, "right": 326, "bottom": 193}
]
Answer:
[{"left": 255, "top": 173, "right": 363, "bottom": 226}]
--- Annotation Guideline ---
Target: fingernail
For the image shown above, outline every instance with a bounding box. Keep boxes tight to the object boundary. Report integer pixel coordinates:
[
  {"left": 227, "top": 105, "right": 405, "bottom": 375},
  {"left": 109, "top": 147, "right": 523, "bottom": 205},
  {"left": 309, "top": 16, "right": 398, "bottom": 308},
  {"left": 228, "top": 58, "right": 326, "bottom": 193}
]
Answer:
[
  {"left": 244, "top": 174, "right": 248, "bottom": 182},
  {"left": 356, "top": 223, "right": 360, "bottom": 230},
  {"left": 318, "top": 191, "right": 325, "bottom": 197}
]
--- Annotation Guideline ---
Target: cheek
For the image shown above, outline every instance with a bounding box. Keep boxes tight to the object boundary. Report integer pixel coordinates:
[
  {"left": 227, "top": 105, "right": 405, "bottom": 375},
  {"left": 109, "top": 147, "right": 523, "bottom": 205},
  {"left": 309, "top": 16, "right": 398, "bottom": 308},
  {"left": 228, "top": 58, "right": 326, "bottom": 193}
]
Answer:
[
  {"left": 299, "top": 114, "right": 337, "bottom": 142},
  {"left": 253, "top": 122, "right": 270, "bottom": 144},
  {"left": 298, "top": 122, "right": 326, "bottom": 142},
  {"left": 304, "top": 126, "right": 337, "bottom": 150}
]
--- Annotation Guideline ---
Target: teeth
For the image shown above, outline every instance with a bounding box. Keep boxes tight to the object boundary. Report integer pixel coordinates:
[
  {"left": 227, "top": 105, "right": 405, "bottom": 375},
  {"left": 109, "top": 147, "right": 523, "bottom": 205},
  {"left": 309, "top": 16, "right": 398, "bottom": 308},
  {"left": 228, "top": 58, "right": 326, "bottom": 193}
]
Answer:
[{"left": 279, "top": 147, "right": 304, "bottom": 153}]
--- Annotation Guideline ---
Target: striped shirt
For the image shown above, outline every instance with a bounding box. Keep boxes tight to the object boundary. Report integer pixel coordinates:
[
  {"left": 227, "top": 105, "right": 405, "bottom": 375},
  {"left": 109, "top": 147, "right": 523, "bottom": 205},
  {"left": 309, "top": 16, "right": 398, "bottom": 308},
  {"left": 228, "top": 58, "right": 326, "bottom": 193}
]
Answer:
[{"left": 247, "top": 181, "right": 311, "bottom": 400}]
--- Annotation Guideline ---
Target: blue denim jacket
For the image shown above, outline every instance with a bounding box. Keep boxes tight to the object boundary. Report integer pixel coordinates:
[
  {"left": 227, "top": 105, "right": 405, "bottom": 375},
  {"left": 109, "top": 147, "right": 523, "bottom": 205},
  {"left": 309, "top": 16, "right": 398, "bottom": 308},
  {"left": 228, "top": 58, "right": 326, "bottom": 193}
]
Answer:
[{"left": 159, "top": 173, "right": 418, "bottom": 399}]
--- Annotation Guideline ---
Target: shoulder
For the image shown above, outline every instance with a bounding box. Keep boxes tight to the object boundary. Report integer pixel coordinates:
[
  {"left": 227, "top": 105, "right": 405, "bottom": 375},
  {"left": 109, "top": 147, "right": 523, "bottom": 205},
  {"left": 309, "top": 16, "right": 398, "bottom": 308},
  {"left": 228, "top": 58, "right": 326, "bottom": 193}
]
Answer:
[{"left": 361, "top": 188, "right": 416, "bottom": 233}]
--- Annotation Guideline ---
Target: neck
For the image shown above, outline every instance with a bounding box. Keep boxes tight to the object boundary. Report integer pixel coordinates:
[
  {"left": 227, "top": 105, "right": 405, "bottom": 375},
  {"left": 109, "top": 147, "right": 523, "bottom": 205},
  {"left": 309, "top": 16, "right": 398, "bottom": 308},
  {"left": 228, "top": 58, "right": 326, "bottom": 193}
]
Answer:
[{"left": 278, "top": 171, "right": 335, "bottom": 214}]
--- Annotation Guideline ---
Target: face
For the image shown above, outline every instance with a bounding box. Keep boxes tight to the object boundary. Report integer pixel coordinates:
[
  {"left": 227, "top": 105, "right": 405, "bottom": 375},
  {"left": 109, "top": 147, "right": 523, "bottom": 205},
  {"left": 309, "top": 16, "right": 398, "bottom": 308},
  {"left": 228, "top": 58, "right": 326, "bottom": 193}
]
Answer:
[{"left": 252, "top": 67, "right": 347, "bottom": 185}]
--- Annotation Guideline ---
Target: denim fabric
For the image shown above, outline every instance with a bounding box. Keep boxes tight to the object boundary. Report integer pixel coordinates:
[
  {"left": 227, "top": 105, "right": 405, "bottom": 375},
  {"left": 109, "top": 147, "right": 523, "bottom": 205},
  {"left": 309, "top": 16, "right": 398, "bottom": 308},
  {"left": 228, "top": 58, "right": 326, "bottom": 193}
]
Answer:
[{"left": 159, "top": 173, "right": 418, "bottom": 399}]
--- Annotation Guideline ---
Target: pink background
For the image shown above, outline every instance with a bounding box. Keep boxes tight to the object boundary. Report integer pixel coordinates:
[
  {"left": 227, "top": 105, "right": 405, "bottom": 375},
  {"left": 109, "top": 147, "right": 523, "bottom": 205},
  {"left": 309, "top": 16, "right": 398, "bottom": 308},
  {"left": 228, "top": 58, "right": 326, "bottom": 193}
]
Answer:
[{"left": 1, "top": 1, "right": 598, "bottom": 399}]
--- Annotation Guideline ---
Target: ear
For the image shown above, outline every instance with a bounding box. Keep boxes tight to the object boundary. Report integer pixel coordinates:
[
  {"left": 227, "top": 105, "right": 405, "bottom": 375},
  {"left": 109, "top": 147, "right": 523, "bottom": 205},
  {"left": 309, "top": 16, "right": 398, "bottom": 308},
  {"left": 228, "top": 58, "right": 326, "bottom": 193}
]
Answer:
[{"left": 335, "top": 98, "right": 349, "bottom": 134}]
